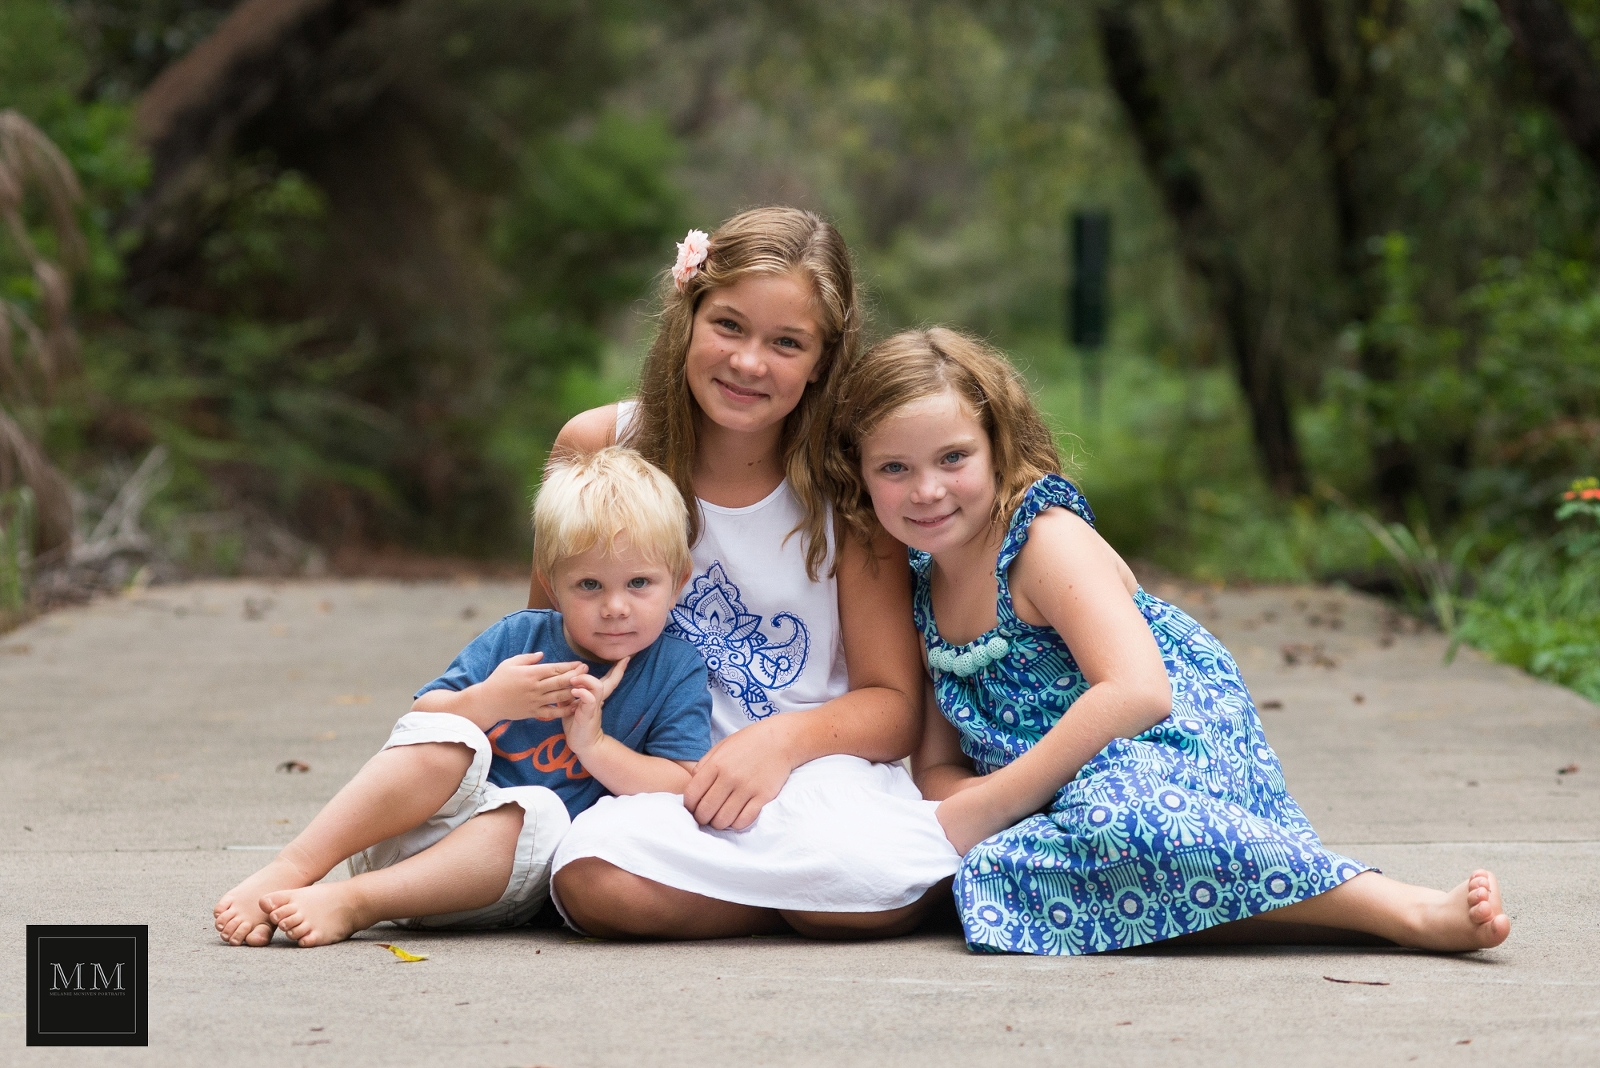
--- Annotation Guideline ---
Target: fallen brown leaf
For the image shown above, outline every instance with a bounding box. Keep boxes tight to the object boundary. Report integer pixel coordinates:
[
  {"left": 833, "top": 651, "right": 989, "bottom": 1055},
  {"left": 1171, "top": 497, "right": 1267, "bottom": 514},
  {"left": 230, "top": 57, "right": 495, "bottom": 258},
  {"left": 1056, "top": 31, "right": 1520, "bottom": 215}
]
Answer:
[
  {"left": 1557, "top": 764, "right": 1580, "bottom": 775},
  {"left": 1323, "top": 975, "right": 1389, "bottom": 986},
  {"left": 1261, "top": 700, "right": 1284, "bottom": 710},
  {"left": 277, "top": 760, "right": 310, "bottom": 773}
]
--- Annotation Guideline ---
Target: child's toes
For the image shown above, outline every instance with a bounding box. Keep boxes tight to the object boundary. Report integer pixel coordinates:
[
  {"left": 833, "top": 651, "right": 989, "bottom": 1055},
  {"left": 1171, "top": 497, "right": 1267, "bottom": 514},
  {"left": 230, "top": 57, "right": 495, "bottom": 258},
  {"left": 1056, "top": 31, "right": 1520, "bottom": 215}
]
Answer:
[{"left": 243, "top": 923, "right": 274, "bottom": 947}]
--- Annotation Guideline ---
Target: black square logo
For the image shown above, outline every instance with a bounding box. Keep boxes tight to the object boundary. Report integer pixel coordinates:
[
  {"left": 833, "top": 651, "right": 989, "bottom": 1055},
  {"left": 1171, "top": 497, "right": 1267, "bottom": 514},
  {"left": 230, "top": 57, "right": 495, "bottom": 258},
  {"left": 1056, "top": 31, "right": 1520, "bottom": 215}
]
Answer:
[{"left": 26, "top": 925, "right": 148, "bottom": 1046}]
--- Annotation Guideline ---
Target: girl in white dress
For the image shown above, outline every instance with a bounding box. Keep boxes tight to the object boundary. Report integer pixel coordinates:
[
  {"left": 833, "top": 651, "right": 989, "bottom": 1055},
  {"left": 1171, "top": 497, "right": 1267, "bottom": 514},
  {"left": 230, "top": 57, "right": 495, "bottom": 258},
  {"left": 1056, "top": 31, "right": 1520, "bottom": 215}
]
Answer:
[{"left": 530, "top": 207, "right": 961, "bottom": 937}]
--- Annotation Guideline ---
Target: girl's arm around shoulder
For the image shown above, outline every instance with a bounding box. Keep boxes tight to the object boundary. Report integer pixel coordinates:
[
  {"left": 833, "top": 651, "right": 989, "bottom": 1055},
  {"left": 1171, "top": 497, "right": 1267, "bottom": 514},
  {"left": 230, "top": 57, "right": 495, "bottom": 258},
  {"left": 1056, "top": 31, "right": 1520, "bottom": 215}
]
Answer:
[
  {"left": 934, "top": 508, "right": 1172, "bottom": 853},
  {"left": 529, "top": 404, "right": 620, "bottom": 609}
]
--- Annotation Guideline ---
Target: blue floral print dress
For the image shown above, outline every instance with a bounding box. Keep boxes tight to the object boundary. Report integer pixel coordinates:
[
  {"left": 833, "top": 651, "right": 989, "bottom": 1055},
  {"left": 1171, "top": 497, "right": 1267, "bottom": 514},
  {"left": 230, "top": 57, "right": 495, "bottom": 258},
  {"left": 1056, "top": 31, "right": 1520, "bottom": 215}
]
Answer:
[{"left": 912, "top": 475, "right": 1370, "bottom": 955}]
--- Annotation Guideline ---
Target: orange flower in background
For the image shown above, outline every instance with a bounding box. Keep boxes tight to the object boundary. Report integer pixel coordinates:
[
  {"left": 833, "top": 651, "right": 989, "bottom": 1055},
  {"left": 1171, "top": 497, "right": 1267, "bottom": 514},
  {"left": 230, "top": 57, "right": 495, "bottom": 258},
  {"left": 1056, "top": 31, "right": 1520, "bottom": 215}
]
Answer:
[{"left": 1562, "top": 477, "right": 1600, "bottom": 500}]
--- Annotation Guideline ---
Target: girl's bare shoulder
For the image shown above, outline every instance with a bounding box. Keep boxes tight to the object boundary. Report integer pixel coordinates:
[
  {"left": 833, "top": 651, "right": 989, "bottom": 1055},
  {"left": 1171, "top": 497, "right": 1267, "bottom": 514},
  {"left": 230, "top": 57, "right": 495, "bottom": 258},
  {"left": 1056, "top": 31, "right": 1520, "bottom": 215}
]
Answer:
[
  {"left": 1013, "top": 506, "right": 1138, "bottom": 597},
  {"left": 553, "top": 404, "right": 620, "bottom": 454}
]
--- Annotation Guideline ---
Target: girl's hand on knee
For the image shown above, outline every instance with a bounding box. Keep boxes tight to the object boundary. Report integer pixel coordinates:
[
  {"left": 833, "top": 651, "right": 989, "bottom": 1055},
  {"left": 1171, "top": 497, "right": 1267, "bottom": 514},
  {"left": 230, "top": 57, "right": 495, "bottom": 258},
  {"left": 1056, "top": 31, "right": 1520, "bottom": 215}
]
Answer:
[
  {"left": 934, "top": 788, "right": 1004, "bottom": 856},
  {"left": 683, "top": 723, "right": 797, "bottom": 830}
]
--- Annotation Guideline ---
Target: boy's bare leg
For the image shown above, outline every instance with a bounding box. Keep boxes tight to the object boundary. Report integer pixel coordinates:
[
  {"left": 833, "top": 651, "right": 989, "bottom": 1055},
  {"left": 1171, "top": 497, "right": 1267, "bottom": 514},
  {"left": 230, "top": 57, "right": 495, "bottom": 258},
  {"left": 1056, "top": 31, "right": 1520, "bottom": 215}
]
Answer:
[
  {"left": 554, "top": 858, "right": 788, "bottom": 939},
  {"left": 261, "top": 804, "right": 522, "bottom": 947},
  {"left": 214, "top": 741, "right": 473, "bottom": 946},
  {"left": 1243, "top": 869, "right": 1510, "bottom": 951}
]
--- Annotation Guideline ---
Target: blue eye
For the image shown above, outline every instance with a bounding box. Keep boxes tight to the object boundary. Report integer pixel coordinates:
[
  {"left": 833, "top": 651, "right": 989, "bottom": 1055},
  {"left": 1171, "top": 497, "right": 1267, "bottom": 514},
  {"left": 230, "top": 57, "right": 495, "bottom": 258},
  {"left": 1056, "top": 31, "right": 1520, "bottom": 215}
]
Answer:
[
  {"left": 880, "top": 462, "right": 907, "bottom": 475},
  {"left": 578, "top": 578, "right": 601, "bottom": 591},
  {"left": 775, "top": 336, "right": 799, "bottom": 349},
  {"left": 627, "top": 577, "right": 650, "bottom": 589},
  {"left": 941, "top": 451, "right": 966, "bottom": 465}
]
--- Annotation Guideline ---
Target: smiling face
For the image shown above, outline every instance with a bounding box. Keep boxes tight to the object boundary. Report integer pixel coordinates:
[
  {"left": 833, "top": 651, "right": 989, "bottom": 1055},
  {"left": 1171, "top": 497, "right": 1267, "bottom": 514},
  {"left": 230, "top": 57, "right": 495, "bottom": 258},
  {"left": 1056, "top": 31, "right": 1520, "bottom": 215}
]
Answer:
[
  {"left": 685, "top": 271, "right": 825, "bottom": 435},
  {"left": 542, "top": 540, "right": 686, "bottom": 663},
  {"left": 859, "top": 389, "right": 1000, "bottom": 557}
]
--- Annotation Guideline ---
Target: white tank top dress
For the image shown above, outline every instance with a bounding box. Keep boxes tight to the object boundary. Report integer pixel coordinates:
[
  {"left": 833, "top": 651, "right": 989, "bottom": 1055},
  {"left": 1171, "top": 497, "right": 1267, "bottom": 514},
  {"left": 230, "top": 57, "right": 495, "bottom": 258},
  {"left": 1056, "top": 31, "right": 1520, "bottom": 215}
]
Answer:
[{"left": 548, "top": 404, "right": 960, "bottom": 915}]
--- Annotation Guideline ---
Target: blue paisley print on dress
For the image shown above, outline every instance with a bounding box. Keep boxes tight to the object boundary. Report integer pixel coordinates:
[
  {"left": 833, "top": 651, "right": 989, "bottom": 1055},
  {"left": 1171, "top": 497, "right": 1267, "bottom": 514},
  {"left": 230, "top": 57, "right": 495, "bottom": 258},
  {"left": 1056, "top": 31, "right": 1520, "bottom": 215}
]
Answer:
[
  {"left": 913, "top": 475, "right": 1370, "bottom": 955},
  {"left": 667, "top": 561, "right": 810, "bottom": 721}
]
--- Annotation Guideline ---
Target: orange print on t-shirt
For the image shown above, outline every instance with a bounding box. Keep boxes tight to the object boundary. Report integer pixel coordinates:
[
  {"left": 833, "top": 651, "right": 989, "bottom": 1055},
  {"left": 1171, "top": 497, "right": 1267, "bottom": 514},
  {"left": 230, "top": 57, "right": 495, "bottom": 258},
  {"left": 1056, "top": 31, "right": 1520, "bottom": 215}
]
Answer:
[{"left": 486, "top": 721, "right": 591, "bottom": 780}]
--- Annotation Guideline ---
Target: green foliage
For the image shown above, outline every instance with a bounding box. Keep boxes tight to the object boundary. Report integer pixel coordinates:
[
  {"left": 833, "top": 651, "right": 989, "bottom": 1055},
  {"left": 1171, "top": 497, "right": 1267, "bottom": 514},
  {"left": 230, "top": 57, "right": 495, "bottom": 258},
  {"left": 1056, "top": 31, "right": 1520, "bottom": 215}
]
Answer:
[
  {"left": 2, "top": 0, "right": 1600, "bottom": 709},
  {"left": 1456, "top": 482, "right": 1600, "bottom": 700},
  {"left": 487, "top": 109, "right": 685, "bottom": 517},
  {"left": 0, "top": 488, "right": 35, "bottom": 612},
  {"left": 1027, "top": 338, "right": 1377, "bottom": 584},
  {"left": 1341, "top": 238, "right": 1600, "bottom": 527}
]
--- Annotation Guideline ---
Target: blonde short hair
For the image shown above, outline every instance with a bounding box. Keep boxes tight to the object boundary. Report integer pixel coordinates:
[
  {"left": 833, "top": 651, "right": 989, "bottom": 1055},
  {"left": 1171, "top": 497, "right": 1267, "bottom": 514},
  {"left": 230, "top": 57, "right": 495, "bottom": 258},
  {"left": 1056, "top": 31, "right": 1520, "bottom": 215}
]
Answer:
[{"left": 533, "top": 447, "right": 691, "bottom": 580}]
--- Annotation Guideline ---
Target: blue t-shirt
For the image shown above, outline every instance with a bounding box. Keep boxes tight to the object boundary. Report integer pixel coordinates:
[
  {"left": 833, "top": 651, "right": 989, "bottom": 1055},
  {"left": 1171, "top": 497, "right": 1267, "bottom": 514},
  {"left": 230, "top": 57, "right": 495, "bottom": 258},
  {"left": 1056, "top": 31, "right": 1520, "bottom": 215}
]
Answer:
[{"left": 415, "top": 610, "right": 712, "bottom": 817}]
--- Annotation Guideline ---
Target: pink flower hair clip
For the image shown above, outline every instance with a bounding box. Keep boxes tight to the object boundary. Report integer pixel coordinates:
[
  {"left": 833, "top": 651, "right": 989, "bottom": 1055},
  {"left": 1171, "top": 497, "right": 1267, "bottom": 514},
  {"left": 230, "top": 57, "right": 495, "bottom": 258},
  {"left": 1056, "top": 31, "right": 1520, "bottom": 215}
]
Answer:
[{"left": 672, "top": 229, "right": 710, "bottom": 291}]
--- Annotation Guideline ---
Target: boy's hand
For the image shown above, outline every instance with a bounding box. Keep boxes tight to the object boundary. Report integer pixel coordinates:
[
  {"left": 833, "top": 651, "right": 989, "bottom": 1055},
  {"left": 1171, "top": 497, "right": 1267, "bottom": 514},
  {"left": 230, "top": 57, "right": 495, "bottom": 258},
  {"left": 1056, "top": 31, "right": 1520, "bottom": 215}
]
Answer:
[
  {"left": 474, "top": 652, "right": 584, "bottom": 722},
  {"left": 563, "top": 657, "right": 629, "bottom": 759}
]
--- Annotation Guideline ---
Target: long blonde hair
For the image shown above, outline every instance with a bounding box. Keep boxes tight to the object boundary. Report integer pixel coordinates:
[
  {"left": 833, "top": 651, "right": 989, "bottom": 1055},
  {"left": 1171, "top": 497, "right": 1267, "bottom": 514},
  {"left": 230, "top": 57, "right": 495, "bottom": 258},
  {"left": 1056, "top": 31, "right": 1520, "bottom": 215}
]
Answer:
[
  {"left": 827, "top": 327, "right": 1067, "bottom": 550},
  {"left": 623, "top": 206, "right": 861, "bottom": 580}
]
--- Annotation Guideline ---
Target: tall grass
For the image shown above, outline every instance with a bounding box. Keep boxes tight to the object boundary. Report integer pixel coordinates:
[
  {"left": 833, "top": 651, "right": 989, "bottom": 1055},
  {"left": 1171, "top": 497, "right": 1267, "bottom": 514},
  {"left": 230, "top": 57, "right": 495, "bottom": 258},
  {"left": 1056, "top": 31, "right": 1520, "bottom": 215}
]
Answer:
[
  {"left": 0, "top": 486, "right": 35, "bottom": 617},
  {"left": 1456, "top": 480, "right": 1600, "bottom": 701}
]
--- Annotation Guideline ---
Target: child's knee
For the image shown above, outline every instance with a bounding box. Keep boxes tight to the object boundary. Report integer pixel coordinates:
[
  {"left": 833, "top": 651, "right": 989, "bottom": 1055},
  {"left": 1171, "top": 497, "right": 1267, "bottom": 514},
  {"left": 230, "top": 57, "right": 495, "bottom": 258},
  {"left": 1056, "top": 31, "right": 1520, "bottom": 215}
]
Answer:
[
  {"left": 381, "top": 739, "right": 475, "bottom": 783},
  {"left": 471, "top": 802, "right": 525, "bottom": 840}
]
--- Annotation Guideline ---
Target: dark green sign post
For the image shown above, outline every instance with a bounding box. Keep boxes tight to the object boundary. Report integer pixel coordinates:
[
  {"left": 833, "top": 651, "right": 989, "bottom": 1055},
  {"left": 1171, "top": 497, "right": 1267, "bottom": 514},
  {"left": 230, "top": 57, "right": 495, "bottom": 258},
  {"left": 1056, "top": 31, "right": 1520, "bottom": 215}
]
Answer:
[{"left": 1069, "top": 210, "right": 1111, "bottom": 425}]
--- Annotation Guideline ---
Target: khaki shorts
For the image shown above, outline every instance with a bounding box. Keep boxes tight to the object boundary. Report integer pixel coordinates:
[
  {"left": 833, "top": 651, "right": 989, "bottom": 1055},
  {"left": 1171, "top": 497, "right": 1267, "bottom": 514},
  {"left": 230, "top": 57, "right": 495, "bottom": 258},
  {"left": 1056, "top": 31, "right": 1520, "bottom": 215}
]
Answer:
[{"left": 346, "top": 711, "right": 571, "bottom": 929}]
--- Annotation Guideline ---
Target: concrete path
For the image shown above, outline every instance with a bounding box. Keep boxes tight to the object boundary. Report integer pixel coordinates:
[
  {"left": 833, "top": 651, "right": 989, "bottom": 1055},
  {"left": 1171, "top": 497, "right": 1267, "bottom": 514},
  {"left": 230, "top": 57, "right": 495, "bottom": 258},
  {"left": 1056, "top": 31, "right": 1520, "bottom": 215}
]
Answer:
[{"left": 2, "top": 578, "right": 1596, "bottom": 1066}]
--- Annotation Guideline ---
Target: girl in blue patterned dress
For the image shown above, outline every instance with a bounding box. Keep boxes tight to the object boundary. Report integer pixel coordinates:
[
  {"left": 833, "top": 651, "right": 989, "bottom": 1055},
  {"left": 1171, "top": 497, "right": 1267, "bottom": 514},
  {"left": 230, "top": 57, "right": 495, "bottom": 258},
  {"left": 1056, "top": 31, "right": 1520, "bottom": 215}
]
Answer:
[{"left": 827, "top": 327, "right": 1512, "bottom": 956}]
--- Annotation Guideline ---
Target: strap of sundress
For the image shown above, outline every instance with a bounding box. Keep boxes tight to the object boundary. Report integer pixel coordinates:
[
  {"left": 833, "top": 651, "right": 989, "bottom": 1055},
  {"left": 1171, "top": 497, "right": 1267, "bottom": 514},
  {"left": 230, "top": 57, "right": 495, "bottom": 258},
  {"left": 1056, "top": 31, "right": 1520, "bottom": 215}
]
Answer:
[
  {"left": 908, "top": 548, "right": 934, "bottom": 638},
  {"left": 994, "top": 475, "right": 1097, "bottom": 619}
]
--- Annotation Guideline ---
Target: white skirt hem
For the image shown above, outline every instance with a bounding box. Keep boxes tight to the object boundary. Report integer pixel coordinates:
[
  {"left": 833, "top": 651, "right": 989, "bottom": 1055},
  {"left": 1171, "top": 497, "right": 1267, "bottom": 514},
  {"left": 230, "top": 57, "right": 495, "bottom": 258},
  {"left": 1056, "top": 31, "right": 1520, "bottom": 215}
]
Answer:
[{"left": 550, "top": 754, "right": 961, "bottom": 922}]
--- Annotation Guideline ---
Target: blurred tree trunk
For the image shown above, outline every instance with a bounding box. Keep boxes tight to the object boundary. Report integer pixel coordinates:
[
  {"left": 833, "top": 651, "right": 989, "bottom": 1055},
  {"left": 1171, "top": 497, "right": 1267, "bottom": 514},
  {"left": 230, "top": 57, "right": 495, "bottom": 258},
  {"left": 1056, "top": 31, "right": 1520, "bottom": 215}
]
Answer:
[
  {"left": 1291, "top": 0, "right": 1419, "bottom": 516},
  {"left": 130, "top": 0, "right": 404, "bottom": 293},
  {"left": 1096, "top": 4, "right": 1309, "bottom": 498},
  {"left": 1494, "top": 0, "right": 1600, "bottom": 175}
]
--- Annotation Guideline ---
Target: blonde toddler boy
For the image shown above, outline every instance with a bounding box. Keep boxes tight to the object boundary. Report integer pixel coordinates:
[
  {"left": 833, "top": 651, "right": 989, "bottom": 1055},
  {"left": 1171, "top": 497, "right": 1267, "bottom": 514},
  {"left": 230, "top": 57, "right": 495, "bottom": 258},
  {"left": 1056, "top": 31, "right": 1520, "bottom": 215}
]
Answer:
[{"left": 213, "top": 447, "right": 710, "bottom": 946}]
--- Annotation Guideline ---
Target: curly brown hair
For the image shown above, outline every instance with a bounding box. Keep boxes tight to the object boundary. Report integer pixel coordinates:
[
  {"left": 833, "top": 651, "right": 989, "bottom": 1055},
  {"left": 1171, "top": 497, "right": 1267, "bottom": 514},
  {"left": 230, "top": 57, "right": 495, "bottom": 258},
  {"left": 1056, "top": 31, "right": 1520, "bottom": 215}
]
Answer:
[
  {"left": 827, "top": 327, "right": 1067, "bottom": 550},
  {"left": 621, "top": 206, "right": 861, "bottom": 581}
]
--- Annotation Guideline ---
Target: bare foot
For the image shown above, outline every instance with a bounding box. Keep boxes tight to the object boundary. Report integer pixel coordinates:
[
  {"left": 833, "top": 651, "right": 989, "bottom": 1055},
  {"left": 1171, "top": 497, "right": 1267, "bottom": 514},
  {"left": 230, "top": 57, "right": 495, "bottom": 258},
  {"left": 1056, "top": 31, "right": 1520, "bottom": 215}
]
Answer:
[
  {"left": 214, "top": 855, "right": 318, "bottom": 946},
  {"left": 1406, "top": 870, "right": 1511, "bottom": 951},
  {"left": 262, "top": 883, "right": 371, "bottom": 947}
]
